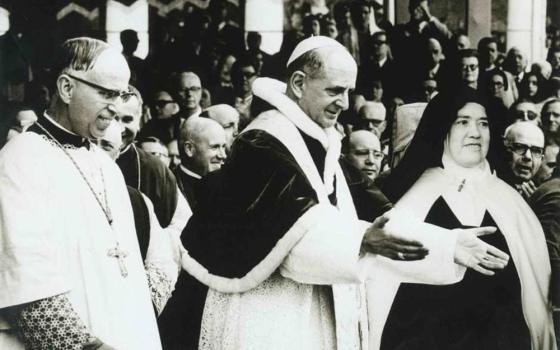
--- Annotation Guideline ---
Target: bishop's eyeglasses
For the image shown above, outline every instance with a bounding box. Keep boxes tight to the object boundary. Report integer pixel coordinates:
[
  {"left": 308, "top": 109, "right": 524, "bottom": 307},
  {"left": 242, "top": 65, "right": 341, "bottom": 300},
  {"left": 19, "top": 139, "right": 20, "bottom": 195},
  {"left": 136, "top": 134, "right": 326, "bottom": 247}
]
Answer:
[{"left": 66, "top": 74, "right": 135, "bottom": 102}]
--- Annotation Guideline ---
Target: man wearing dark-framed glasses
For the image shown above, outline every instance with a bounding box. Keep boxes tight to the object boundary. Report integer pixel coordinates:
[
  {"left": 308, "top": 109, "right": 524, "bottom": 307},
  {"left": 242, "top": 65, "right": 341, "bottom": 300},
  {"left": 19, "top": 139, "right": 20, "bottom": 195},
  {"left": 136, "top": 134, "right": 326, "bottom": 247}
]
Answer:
[
  {"left": 0, "top": 37, "right": 163, "bottom": 350},
  {"left": 504, "top": 121, "right": 545, "bottom": 199},
  {"left": 169, "top": 71, "right": 203, "bottom": 119},
  {"left": 66, "top": 73, "right": 135, "bottom": 102}
]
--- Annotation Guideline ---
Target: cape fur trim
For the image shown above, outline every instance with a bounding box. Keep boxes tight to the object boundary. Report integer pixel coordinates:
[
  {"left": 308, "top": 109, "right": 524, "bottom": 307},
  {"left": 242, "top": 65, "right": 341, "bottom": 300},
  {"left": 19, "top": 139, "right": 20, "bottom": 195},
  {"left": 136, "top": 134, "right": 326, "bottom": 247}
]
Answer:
[
  {"left": 180, "top": 203, "right": 338, "bottom": 293},
  {"left": 251, "top": 77, "right": 341, "bottom": 195}
]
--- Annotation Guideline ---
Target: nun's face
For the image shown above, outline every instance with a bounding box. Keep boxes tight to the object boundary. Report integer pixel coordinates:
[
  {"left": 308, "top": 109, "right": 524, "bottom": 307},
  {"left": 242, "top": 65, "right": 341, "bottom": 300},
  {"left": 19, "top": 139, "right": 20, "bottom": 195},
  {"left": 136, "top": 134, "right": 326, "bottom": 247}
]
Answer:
[{"left": 447, "top": 102, "right": 490, "bottom": 168}]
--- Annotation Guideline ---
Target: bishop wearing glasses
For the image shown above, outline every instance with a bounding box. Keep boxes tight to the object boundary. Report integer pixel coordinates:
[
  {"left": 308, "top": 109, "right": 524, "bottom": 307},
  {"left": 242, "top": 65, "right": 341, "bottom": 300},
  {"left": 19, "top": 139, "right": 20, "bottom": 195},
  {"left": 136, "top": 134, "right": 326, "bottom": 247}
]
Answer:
[{"left": 0, "top": 38, "right": 168, "bottom": 349}]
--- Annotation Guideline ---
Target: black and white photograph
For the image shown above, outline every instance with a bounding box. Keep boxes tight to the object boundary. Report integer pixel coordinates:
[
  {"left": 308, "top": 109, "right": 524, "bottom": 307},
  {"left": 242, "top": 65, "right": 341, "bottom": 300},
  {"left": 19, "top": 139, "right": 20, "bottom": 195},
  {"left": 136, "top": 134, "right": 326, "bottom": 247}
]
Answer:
[{"left": 0, "top": 0, "right": 559, "bottom": 349}]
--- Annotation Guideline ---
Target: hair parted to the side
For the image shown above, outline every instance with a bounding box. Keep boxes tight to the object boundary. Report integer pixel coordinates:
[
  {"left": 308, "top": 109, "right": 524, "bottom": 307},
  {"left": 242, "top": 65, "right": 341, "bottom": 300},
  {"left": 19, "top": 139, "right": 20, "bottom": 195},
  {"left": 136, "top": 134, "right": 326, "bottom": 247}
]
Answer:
[
  {"left": 285, "top": 49, "right": 325, "bottom": 81},
  {"left": 53, "top": 37, "right": 110, "bottom": 79}
]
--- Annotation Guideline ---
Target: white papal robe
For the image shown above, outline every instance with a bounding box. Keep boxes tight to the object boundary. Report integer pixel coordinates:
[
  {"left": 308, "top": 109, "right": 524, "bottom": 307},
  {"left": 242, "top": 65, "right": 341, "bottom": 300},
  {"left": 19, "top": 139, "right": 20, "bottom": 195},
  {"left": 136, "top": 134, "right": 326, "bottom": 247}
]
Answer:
[
  {"left": 0, "top": 117, "right": 161, "bottom": 349},
  {"left": 179, "top": 78, "right": 465, "bottom": 350}
]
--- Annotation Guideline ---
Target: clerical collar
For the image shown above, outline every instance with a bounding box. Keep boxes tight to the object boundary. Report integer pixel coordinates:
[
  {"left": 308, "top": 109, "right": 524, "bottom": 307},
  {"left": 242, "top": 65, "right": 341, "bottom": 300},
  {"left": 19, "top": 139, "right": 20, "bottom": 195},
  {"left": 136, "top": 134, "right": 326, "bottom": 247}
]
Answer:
[
  {"left": 30, "top": 112, "right": 91, "bottom": 149},
  {"left": 180, "top": 165, "right": 202, "bottom": 179}
]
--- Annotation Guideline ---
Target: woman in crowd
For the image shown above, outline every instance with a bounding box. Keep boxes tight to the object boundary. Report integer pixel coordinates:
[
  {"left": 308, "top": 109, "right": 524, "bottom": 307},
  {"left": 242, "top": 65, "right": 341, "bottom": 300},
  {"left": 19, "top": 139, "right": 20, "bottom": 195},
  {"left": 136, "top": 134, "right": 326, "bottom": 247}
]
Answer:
[
  {"left": 519, "top": 71, "right": 551, "bottom": 108},
  {"left": 485, "top": 68, "right": 514, "bottom": 108},
  {"left": 378, "top": 87, "right": 555, "bottom": 349}
]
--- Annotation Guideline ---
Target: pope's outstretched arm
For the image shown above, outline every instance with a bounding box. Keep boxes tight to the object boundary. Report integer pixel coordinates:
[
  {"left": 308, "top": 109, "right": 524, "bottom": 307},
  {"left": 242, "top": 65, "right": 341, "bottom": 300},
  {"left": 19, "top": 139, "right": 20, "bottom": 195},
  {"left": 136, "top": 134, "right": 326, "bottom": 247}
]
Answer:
[{"left": 280, "top": 208, "right": 509, "bottom": 286}]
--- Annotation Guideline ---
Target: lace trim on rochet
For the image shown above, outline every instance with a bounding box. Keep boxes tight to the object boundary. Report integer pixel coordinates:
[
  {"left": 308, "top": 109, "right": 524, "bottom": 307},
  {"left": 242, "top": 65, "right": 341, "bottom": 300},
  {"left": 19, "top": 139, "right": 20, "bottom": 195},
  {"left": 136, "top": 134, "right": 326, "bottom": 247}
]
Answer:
[
  {"left": 16, "top": 294, "right": 94, "bottom": 350},
  {"left": 146, "top": 263, "right": 174, "bottom": 315}
]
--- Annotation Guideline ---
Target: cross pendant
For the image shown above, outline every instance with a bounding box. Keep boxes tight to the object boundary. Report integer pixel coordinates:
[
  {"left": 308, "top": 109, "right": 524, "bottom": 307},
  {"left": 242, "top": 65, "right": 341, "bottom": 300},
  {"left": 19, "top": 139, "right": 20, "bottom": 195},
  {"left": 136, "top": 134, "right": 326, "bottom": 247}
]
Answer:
[{"left": 107, "top": 243, "right": 129, "bottom": 278}]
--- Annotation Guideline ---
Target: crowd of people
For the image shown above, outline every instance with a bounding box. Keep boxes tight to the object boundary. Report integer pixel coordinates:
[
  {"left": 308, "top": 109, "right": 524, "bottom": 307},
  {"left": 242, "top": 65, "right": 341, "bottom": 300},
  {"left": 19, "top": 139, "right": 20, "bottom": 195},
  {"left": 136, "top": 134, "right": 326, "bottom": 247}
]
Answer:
[{"left": 1, "top": 0, "right": 560, "bottom": 349}]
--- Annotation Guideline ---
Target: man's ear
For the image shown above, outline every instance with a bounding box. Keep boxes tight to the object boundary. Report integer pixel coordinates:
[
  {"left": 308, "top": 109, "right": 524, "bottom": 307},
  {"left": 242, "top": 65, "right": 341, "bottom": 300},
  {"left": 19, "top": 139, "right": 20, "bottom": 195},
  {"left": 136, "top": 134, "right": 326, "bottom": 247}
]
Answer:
[
  {"left": 288, "top": 71, "right": 306, "bottom": 99},
  {"left": 184, "top": 141, "right": 195, "bottom": 158},
  {"left": 57, "top": 74, "right": 74, "bottom": 104}
]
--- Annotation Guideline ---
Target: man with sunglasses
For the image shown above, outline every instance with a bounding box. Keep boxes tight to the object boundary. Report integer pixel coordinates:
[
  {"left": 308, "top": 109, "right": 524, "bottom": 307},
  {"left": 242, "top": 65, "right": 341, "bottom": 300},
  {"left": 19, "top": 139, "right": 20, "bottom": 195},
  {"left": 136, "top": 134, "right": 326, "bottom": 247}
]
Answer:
[
  {"left": 459, "top": 49, "right": 479, "bottom": 90},
  {"left": 138, "top": 90, "right": 182, "bottom": 145},
  {"left": 0, "top": 38, "right": 162, "bottom": 349},
  {"left": 504, "top": 121, "right": 546, "bottom": 199}
]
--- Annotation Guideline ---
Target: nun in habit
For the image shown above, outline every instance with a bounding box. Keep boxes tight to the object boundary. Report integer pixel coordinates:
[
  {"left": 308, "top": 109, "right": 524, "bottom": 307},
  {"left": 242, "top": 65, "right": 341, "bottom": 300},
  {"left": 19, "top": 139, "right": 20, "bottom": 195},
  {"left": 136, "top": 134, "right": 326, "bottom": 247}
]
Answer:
[{"left": 368, "top": 87, "right": 556, "bottom": 350}]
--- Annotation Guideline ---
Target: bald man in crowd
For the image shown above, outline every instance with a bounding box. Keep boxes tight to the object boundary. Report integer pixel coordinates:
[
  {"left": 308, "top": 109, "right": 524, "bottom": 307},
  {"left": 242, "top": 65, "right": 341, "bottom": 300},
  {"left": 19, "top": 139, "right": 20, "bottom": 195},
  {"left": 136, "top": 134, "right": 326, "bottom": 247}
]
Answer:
[
  {"left": 504, "top": 121, "right": 546, "bottom": 199},
  {"left": 357, "top": 101, "right": 387, "bottom": 138},
  {"left": 341, "top": 130, "right": 392, "bottom": 222},
  {"left": 172, "top": 116, "right": 227, "bottom": 209},
  {"left": 159, "top": 117, "right": 227, "bottom": 350},
  {"left": 345, "top": 130, "right": 384, "bottom": 181},
  {"left": 201, "top": 103, "right": 240, "bottom": 152}
]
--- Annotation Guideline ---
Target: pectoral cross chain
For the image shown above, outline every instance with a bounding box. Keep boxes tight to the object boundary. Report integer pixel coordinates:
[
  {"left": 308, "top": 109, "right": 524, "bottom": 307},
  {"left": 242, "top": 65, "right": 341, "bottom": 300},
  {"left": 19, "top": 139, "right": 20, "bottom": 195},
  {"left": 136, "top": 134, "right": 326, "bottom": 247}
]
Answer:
[
  {"left": 107, "top": 243, "right": 129, "bottom": 278},
  {"left": 36, "top": 122, "right": 130, "bottom": 279}
]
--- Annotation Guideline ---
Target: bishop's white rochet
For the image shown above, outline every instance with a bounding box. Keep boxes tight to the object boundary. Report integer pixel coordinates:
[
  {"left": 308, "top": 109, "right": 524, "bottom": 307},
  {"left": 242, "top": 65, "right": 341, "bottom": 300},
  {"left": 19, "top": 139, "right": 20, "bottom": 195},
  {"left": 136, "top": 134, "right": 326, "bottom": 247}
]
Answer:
[{"left": 36, "top": 122, "right": 129, "bottom": 278}]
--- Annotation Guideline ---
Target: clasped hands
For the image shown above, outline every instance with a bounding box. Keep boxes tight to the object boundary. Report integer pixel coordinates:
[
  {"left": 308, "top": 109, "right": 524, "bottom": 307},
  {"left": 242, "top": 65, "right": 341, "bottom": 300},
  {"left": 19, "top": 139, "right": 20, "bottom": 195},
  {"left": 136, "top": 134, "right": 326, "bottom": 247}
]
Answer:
[{"left": 362, "top": 214, "right": 510, "bottom": 276}]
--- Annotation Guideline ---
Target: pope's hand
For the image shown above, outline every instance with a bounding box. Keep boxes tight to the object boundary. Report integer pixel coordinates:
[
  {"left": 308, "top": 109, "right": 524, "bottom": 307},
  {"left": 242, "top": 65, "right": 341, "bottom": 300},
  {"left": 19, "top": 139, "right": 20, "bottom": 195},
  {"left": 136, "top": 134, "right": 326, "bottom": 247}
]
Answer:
[
  {"left": 453, "top": 227, "right": 510, "bottom": 275},
  {"left": 362, "top": 214, "right": 429, "bottom": 261}
]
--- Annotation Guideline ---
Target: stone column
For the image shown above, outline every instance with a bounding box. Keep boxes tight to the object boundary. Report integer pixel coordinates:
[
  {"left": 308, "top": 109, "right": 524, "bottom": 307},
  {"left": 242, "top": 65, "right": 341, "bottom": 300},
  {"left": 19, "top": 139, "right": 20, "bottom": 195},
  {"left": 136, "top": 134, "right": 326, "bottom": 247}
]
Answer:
[
  {"left": 467, "top": 0, "right": 491, "bottom": 47},
  {"left": 245, "top": 0, "right": 283, "bottom": 54},
  {"left": 385, "top": 0, "right": 395, "bottom": 25},
  {"left": 105, "top": 0, "right": 149, "bottom": 59},
  {"left": 395, "top": 0, "right": 408, "bottom": 25},
  {"left": 0, "top": 6, "right": 9, "bottom": 36},
  {"left": 507, "top": 0, "right": 547, "bottom": 64}
]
